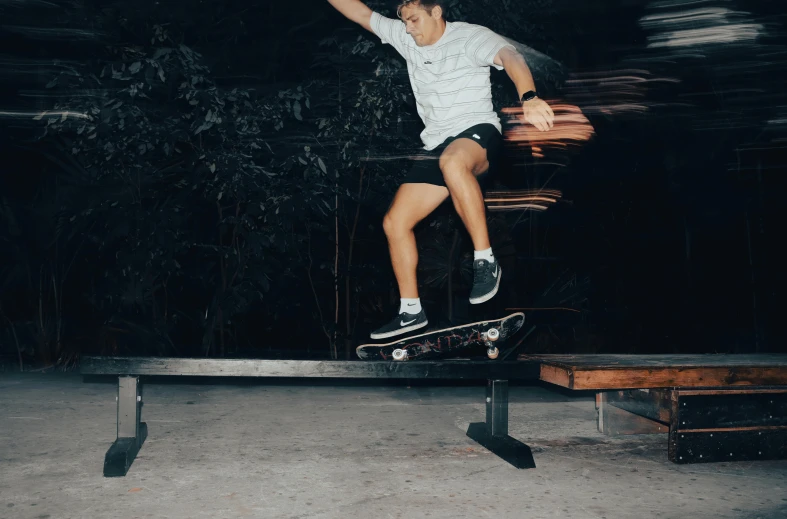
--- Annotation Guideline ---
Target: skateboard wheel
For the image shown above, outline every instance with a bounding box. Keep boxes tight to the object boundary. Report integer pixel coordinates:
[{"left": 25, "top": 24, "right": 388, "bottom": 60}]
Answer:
[
  {"left": 486, "top": 328, "right": 500, "bottom": 341},
  {"left": 487, "top": 347, "right": 499, "bottom": 359},
  {"left": 392, "top": 349, "right": 408, "bottom": 361}
]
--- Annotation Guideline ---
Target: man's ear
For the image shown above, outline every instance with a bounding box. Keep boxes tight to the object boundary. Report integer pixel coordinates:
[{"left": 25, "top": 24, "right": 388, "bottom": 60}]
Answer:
[{"left": 431, "top": 5, "right": 442, "bottom": 19}]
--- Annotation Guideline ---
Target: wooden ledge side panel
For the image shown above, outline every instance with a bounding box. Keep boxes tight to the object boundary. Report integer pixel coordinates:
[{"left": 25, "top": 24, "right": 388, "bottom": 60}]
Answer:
[
  {"left": 539, "top": 364, "right": 573, "bottom": 388},
  {"left": 569, "top": 367, "right": 787, "bottom": 390}
]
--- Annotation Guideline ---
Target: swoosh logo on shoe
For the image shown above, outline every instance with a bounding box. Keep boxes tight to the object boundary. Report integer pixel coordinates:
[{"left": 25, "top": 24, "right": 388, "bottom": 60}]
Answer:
[
  {"left": 492, "top": 266, "right": 498, "bottom": 278},
  {"left": 401, "top": 319, "right": 417, "bottom": 326}
]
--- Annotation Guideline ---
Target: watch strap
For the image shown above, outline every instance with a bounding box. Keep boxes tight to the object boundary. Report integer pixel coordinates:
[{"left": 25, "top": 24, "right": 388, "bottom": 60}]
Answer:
[{"left": 521, "top": 90, "right": 538, "bottom": 102}]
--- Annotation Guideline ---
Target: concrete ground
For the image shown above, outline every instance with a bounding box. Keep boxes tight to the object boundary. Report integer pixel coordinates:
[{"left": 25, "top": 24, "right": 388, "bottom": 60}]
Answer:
[{"left": 1, "top": 372, "right": 786, "bottom": 519}]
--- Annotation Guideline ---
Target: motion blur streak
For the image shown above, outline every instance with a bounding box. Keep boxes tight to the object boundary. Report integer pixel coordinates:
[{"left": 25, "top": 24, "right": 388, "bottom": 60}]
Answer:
[
  {"left": 0, "top": 109, "right": 89, "bottom": 120},
  {"left": 502, "top": 104, "right": 594, "bottom": 155},
  {"left": 641, "top": 1, "right": 765, "bottom": 49},
  {"left": 484, "top": 189, "right": 563, "bottom": 212}
]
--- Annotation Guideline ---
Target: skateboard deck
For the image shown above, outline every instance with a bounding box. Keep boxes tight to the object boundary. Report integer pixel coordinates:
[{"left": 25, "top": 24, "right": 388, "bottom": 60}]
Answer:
[{"left": 356, "top": 312, "right": 525, "bottom": 361}]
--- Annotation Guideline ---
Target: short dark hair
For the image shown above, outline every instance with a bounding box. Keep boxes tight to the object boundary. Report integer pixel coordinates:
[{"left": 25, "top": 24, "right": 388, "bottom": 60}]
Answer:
[{"left": 396, "top": 0, "right": 445, "bottom": 19}]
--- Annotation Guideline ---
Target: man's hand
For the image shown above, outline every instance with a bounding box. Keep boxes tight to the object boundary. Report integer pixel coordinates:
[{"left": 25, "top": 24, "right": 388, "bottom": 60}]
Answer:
[
  {"left": 494, "top": 47, "right": 555, "bottom": 132},
  {"left": 522, "top": 97, "right": 554, "bottom": 132}
]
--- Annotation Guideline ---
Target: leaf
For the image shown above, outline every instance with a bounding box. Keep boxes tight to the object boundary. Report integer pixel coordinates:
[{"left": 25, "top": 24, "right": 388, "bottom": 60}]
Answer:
[
  {"left": 152, "top": 47, "right": 173, "bottom": 60},
  {"left": 194, "top": 121, "right": 213, "bottom": 134},
  {"left": 317, "top": 158, "right": 327, "bottom": 174},
  {"left": 293, "top": 100, "right": 302, "bottom": 121}
]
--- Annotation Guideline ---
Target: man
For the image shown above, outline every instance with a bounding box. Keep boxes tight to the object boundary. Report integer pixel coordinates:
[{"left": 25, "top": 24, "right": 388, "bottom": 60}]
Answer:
[{"left": 327, "top": 0, "right": 555, "bottom": 339}]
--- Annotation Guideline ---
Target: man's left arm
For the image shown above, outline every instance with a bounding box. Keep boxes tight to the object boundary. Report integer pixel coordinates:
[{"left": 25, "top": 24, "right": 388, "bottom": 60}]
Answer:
[{"left": 495, "top": 47, "right": 554, "bottom": 132}]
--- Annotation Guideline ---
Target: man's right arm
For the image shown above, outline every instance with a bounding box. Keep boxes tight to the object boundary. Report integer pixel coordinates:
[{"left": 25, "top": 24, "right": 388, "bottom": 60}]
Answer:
[{"left": 327, "top": 0, "right": 374, "bottom": 33}]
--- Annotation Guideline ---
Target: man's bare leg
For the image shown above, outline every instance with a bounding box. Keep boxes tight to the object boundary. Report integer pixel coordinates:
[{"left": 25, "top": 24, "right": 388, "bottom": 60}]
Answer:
[
  {"left": 382, "top": 182, "right": 450, "bottom": 298},
  {"left": 439, "top": 138, "right": 492, "bottom": 250},
  {"left": 369, "top": 182, "right": 449, "bottom": 339},
  {"left": 438, "top": 137, "right": 502, "bottom": 304}
]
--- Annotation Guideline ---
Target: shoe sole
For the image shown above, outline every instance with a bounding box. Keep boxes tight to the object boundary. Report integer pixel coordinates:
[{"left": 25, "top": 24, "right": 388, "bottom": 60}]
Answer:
[
  {"left": 469, "top": 267, "right": 502, "bottom": 305},
  {"left": 369, "top": 319, "right": 428, "bottom": 340}
]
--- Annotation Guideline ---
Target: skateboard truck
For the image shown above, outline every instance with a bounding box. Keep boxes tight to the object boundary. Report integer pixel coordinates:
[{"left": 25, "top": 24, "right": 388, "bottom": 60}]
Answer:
[{"left": 483, "top": 327, "right": 500, "bottom": 359}]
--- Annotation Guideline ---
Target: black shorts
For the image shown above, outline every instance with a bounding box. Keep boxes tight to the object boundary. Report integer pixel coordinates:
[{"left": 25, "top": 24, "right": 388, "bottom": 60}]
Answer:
[{"left": 402, "top": 123, "right": 502, "bottom": 192}]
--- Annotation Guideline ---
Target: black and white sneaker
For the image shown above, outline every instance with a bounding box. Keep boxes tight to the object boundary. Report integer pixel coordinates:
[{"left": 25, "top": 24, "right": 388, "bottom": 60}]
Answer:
[
  {"left": 370, "top": 309, "right": 428, "bottom": 340},
  {"left": 469, "top": 258, "right": 501, "bottom": 304}
]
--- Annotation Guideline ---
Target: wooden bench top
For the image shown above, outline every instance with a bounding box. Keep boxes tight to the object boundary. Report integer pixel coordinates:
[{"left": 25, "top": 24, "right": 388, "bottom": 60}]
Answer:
[{"left": 517, "top": 354, "right": 787, "bottom": 390}]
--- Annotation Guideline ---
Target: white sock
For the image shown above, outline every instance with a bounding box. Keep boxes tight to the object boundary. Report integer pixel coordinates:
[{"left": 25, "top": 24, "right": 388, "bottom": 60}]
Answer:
[
  {"left": 474, "top": 247, "right": 495, "bottom": 262},
  {"left": 399, "top": 298, "right": 422, "bottom": 314}
]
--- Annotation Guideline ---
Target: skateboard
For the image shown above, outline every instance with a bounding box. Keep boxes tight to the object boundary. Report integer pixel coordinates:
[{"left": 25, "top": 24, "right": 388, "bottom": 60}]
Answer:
[{"left": 356, "top": 312, "right": 525, "bottom": 361}]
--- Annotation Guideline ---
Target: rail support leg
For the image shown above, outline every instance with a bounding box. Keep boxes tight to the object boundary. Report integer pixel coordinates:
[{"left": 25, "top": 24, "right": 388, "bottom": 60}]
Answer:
[
  {"left": 466, "top": 379, "right": 536, "bottom": 469},
  {"left": 103, "top": 376, "right": 147, "bottom": 477}
]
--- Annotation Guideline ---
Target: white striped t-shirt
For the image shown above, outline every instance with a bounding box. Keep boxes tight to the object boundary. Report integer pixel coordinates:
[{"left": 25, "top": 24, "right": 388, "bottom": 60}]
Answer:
[{"left": 370, "top": 11, "right": 515, "bottom": 150}]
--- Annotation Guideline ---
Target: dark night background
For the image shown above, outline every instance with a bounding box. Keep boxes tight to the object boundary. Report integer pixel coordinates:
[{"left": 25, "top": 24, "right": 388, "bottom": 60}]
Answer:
[{"left": 1, "top": 0, "right": 785, "bottom": 367}]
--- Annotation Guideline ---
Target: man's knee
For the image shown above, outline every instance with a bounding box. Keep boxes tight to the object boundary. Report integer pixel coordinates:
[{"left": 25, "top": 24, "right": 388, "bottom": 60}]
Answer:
[
  {"left": 438, "top": 151, "right": 468, "bottom": 181},
  {"left": 383, "top": 211, "right": 406, "bottom": 237},
  {"left": 440, "top": 151, "right": 488, "bottom": 182}
]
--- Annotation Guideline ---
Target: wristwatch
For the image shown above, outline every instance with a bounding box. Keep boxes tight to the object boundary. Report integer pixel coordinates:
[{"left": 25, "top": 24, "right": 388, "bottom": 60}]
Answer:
[{"left": 521, "top": 90, "right": 538, "bottom": 102}]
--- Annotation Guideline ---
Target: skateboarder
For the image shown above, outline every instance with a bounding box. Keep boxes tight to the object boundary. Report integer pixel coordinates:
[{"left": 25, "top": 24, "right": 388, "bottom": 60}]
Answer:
[{"left": 326, "top": 0, "right": 555, "bottom": 339}]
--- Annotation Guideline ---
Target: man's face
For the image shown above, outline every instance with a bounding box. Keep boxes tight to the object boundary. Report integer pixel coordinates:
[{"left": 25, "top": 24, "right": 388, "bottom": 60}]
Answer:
[{"left": 400, "top": 3, "right": 442, "bottom": 47}]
